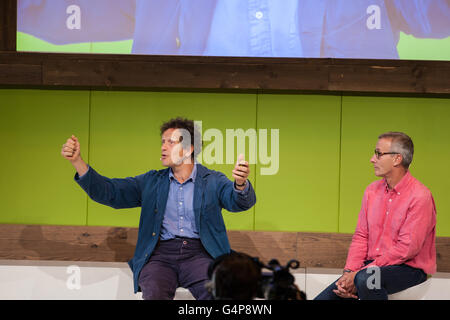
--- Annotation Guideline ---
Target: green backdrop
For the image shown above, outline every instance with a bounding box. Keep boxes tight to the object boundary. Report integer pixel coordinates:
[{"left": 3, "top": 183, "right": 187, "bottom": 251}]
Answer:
[{"left": 1, "top": 89, "right": 449, "bottom": 237}]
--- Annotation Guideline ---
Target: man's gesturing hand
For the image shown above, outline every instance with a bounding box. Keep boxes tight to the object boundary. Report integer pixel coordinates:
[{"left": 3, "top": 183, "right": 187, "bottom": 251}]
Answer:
[
  {"left": 61, "top": 135, "right": 81, "bottom": 162},
  {"left": 61, "top": 135, "right": 89, "bottom": 177},
  {"left": 232, "top": 154, "right": 249, "bottom": 190}
]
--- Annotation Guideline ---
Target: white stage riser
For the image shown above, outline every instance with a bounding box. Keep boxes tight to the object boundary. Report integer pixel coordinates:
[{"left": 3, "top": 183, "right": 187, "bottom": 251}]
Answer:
[{"left": 0, "top": 261, "right": 449, "bottom": 300}]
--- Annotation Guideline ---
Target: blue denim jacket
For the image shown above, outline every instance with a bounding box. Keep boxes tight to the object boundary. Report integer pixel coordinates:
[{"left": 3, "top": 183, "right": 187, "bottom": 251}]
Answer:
[{"left": 75, "top": 163, "right": 256, "bottom": 293}]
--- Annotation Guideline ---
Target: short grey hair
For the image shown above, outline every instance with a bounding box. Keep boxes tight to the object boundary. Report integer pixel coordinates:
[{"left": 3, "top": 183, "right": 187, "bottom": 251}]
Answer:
[{"left": 378, "top": 132, "right": 414, "bottom": 169}]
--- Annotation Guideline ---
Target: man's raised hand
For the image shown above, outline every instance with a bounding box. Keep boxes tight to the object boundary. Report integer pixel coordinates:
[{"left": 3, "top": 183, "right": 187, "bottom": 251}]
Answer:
[
  {"left": 232, "top": 154, "right": 249, "bottom": 189},
  {"left": 61, "top": 135, "right": 81, "bottom": 162}
]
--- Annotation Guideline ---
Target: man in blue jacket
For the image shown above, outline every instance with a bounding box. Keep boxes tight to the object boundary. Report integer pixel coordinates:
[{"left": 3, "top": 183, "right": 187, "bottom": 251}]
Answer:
[
  {"left": 61, "top": 118, "right": 256, "bottom": 299},
  {"left": 18, "top": 0, "right": 450, "bottom": 58}
]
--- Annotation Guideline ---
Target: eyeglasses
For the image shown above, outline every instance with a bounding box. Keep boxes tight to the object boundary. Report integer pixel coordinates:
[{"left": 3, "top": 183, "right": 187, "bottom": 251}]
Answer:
[{"left": 374, "top": 150, "right": 399, "bottom": 159}]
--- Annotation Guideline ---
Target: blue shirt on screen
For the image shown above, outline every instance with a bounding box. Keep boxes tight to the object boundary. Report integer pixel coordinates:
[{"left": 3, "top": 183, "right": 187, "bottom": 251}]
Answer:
[
  {"left": 204, "top": 0, "right": 303, "bottom": 57},
  {"left": 18, "top": 0, "right": 450, "bottom": 59}
]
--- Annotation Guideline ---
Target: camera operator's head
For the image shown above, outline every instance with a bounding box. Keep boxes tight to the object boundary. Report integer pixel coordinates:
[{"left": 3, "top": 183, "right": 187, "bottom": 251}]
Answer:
[{"left": 207, "top": 251, "right": 262, "bottom": 300}]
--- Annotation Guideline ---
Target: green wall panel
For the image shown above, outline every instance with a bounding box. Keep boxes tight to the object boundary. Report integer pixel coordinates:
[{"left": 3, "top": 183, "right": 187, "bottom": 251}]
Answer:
[
  {"left": 254, "top": 94, "right": 341, "bottom": 232},
  {"left": 0, "top": 89, "right": 90, "bottom": 225},
  {"left": 340, "top": 96, "right": 450, "bottom": 236},
  {"left": 1, "top": 89, "right": 449, "bottom": 237},
  {"left": 87, "top": 91, "right": 256, "bottom": 229}
]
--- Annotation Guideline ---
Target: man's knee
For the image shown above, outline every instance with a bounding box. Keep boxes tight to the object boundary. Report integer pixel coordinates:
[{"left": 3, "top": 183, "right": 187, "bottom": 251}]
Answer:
[
  {"left": 354, "top": 270, "right": 371, "bottom": 292},
  {"left": 140, "top": 279, "right": 177, "bottom": 300},
  {"left": 138, "top": 265, "right": 178, "bottom": 300}
]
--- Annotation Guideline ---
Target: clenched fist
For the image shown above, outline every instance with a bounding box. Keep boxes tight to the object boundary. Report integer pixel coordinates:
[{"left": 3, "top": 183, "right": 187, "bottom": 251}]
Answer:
[
  {"left": 61, "top": 135, "right": 88, "bottom": 177},
  {"left": 61, "top": 135, "right": 81, "bottom": 162}
]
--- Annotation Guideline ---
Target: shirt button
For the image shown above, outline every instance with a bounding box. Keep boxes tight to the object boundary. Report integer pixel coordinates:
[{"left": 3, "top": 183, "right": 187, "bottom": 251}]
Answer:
[
  {"left": 154, "top": 209, "right": 158, "bottom": 214},
  {"left": 376, "top": 248, "right": 379, "bottom": 251},
  {"left": 175, "top": 37, "right": 181, "bottom": 48},
  {"left": 255, "top": 11, "right": 263, "bottom": 19},
  {"left": 386, "top": 211, "right": 389, "bottom": 215},
  {"left": 179, "top": 202, "right": 183, "bottom": 206},
  {"left": 397, "top": 192, "right": 400, "bottom": 195},
  {"left": 152, "top": 232, "right": 156, "bottom": 236},
  {"left": 180, "top": 216, "right": 184, "bottom": 220},
  {"left": 180, "top": 229, "right": 184, "bottom": 232},
  {"left": 389, "top": 199, "right": 392, "bottom": 202}
]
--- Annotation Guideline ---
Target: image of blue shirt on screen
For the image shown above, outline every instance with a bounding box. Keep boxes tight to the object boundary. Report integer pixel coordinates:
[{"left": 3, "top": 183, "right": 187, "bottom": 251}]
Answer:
[{"left": 17, "top": 0, "right": 450, "bottom": 59}]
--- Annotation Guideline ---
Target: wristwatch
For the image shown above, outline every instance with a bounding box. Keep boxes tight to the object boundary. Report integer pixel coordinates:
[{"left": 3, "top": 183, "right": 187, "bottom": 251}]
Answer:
[
  {"left": 343, "top": 269, "right": 353, "bottom": 273},
  {"left": 235, "top": 180, "right": 247, "bottom": 187}
]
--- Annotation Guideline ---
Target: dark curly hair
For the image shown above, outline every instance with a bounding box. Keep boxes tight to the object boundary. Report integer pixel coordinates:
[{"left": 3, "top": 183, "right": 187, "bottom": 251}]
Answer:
[{"left": 160, "top": 117, "right": 202, "bottom": 160}]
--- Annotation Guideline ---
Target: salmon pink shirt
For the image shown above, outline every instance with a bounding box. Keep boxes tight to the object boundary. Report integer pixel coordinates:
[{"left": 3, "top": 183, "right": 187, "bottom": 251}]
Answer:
[{"left": 345, "top": 171, "right": 436, "bottom": 275}]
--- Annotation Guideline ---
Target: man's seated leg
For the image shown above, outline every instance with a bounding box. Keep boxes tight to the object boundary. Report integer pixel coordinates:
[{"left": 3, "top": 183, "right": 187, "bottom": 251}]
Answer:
[
  {"left": 177, "top": 239, "right": 213, "bottom": 300},
  {"left": 138, "top": 242, "right": 179, "bottom": 300},
  {"left": 354, "top": 264, "right": 427, "bottom": 300},
  {"left": 138, "top": 258, "right": 178, "bottom": 300}
]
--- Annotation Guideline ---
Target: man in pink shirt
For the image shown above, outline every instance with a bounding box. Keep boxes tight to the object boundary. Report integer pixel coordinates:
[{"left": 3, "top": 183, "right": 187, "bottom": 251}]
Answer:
[{"left": 315, "top": 132, "right": 436, "bottom": 300}]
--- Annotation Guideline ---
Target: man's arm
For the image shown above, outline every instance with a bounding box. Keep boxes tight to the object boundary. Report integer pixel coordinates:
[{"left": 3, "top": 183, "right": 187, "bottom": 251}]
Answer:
[
  {"left": 388, "top": 0, "right": 450, "bottom": 38},
  {"left": 62, "top": 134, "right": 146, "bottom": 209},
  {"left": 72, "top": 158, "right": 89, "bottom": 178},
  {"left": 344, "top": 189, "right": 370, "bottom": 272},
  {"left": 330, "top": 189, "right": 371, "bottom": 299},
  {"left": 215, "top": 157, "right": 256, "bottom": 212},
  {"left": 74, "top": 166, "right": 148, "bottom": 209},
  {"left": 18, "top": 0, "right": 135, "bottom": 44},
  {"left": 216, "top": 173, "right": 256, "bottom": 213}
]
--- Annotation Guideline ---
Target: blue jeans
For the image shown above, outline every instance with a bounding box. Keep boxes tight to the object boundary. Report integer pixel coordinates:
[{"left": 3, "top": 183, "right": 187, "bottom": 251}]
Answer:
[
  {"left": 314, "top": 261, "right": 427, "bottom": 300},
  {"left": 138, "top": 237, "right": 213, "bottom": 300}
]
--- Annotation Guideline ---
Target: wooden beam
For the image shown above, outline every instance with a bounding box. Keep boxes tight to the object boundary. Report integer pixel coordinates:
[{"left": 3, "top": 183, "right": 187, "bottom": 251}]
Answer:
[
  {"left": 0, "top": 224, "right": 138, "bottom": 262},
  {"left": 1, "top": 224, "right": 449, "bottom": 273},
  {"left": 0, "top": 52, "right": 449, "bottom": 95},
  {"left": 0, "top": 0, "right": 16, "bottom": 51},
  {"left": 296, "top": 232, "right": 353, "bottom": 269},
  {"left": 227, "top": 230, "right": 298, "bottom": 265}
]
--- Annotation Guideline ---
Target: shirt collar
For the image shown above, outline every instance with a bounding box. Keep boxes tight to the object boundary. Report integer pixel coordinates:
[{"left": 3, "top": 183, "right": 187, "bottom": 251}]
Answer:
[
  {"left": 169, "top": 163, "right": 197, "bottom": 183},
  {"left": 383, "top": 170, "right": 411, "bottom": 194}
]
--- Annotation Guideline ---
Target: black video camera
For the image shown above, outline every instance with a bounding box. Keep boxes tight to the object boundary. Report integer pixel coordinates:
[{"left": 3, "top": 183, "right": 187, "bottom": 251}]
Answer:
[
  {"left": 257, "top": 258, "right": 306, "bottom": 300},
  {"left": 207, "top": 251, "right": 306, "bottom": 300}
]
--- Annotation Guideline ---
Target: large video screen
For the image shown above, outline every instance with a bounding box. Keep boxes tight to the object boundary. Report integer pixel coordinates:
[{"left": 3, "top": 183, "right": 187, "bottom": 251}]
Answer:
[{"left": 17, "top": 0, "right": 450, "bottom": 60}]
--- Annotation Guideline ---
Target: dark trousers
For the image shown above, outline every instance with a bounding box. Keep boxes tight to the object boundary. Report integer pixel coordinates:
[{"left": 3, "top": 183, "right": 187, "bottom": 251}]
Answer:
[
  {"left": 138, "top": 237, "right": 213, "bottom": 300},
  {"left": 314, "top": 261, "right": 427, "bottom": 300}
]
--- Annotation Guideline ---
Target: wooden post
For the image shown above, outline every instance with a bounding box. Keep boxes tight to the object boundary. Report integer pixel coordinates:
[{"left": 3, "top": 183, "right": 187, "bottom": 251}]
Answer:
[{"left": 0, "top": 0, "right": 17, "bottom": 52}]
